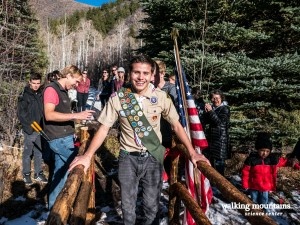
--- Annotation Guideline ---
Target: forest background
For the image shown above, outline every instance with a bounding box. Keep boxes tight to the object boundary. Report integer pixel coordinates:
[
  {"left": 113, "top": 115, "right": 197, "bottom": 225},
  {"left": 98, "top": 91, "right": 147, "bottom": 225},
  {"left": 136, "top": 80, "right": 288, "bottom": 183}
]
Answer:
[{"left": 0, "top": 0, "right": 299, "bottom": 151}]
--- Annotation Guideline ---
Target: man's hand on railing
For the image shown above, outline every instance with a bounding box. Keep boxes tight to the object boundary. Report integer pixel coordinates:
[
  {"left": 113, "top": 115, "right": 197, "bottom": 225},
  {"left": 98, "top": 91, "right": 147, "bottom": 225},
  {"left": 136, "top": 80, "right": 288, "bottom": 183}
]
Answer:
[
  {"left": 190, "top": 152, "right": 211, "bottom": 167},
  {"left": 69, "top": 154, "right": 92, "bottom": 173}
]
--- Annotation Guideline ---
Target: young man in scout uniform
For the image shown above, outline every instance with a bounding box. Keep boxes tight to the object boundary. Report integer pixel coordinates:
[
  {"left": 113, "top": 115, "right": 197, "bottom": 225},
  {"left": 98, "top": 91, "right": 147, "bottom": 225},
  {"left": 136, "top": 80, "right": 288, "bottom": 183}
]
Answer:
[{"left": 69, "top": 55, "right": 209, "bottom": 225}]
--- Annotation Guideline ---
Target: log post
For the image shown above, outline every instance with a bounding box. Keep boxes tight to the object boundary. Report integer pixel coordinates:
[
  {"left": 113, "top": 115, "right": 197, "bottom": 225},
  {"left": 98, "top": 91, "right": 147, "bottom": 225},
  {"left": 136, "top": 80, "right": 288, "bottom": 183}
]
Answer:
[
  {"left": 46, "top": 165, "right": 84, "bottom": 225},
  {"left": 46, "top": 126, "right": 93, "bottom": 225},
  {"left": 168, "top": 151, "right": 181, "bottom": 225},
  {"left": 83, "top": 125, "right": 96, "bottom": 224},
  {"left": 85, "top": 155, "right": 96, "bottom": 225},
  {"left": 69, "top": 178, "right": 92, "bottom": 225},
  {"left": 170, "top": 182, "right": 212, "bottom": 225},
  {"left": 76, "top": 125, "right": 96, "bottom": 225},
  {"left": 69, "top": 126, "right": 96, "bottom": 225},
  {"left": 69, "top": 142, "right": 91, "bottom": 225},
  {"left": 80, "top": 126, "right": 89, "bottom": 144}
]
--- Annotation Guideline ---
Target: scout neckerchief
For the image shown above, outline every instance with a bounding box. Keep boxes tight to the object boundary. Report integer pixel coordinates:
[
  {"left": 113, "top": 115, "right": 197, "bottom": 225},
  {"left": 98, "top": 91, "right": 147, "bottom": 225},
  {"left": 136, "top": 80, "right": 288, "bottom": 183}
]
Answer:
[{"left": 118, "top": 86, "right": 166, "bottom": 164}]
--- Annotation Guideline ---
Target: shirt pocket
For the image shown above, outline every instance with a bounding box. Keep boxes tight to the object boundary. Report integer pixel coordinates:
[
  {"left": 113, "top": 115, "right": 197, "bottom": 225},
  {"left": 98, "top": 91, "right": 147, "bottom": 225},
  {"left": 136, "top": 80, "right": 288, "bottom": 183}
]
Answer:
[{"left": 146, "top": 107, "right": 161, "bottom": 127}]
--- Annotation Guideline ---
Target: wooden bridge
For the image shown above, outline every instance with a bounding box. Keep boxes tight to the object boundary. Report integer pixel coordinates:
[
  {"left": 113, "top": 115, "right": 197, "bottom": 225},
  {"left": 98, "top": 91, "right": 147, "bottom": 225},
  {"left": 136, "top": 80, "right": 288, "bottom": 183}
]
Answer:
[{"left": 45, "top": 124, "right": 277, "bottom": 225}]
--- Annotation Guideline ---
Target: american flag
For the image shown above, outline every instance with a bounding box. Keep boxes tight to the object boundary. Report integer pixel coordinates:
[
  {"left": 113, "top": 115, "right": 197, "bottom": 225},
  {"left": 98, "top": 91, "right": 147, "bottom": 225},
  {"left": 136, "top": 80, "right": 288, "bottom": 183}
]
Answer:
[{"left": 175, "top": 66, "right": 213, "bottom": 225}]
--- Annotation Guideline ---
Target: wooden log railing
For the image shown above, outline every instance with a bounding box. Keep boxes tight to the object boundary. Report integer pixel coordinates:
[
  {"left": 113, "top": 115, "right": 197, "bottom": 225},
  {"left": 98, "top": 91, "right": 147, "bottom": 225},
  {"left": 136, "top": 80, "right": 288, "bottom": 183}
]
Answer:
[
  {"left": 46, "top": 126, "right": 96, "bottom": 225},
  {"left": 45, "top": 127, "right": 277, "bottom": 225},
  {"left": 169, "top": 182, "right": 212, "bottom": 225},
  {"left": 169, "top": 143, "right": 277, "bottom": 225}
]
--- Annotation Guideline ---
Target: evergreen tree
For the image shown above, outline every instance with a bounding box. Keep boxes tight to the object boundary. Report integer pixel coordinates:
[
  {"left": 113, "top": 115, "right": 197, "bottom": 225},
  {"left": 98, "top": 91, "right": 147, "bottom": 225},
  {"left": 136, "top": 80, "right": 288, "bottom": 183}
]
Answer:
[
  {"left": 0, "top": 0, "right": 47, "bottom": 78},
  {"left": 0, "top": 0, "right": 47, "bottom": 145},
  {"left": 138, "top": 0, "right": 300, "bottom": 147},
  {"left": 49, "top": 0, "right": 141, "bottom": 36}
]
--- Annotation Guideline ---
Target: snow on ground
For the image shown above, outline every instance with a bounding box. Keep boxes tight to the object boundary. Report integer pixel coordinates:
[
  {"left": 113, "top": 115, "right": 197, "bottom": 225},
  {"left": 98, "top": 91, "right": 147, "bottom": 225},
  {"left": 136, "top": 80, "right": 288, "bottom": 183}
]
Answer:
[
  {"left": 1, "top": 174, "right": 299, "bottom": 225},
  {"left": 86, "top": 87, "right": 102, "bottom": 112}
]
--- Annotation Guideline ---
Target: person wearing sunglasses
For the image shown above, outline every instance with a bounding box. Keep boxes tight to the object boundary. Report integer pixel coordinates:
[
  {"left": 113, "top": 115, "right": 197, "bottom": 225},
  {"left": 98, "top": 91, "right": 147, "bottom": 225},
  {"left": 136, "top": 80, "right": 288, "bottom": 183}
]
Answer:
[
  {"left": 97, "top": 69, "right": 112, "bottom": 110},
  {"left": 76, "top": 70, "right": 90, "bottom": 111}
]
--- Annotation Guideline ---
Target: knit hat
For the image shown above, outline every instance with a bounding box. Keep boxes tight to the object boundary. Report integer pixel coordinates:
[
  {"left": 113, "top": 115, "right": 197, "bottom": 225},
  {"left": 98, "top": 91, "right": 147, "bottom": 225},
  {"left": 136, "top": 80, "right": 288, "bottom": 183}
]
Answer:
[
  {"left": 255, "top": 132, "right": 273, "bottom": 151},
  {"left": 117, "top": 67, "right": 125, "bottom": 73}
]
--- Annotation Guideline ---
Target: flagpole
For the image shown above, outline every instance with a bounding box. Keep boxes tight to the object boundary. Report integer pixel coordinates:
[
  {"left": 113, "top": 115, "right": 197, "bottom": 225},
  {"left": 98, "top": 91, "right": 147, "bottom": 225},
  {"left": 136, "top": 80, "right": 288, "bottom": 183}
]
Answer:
[
  {"left": 171, "top": 28, "right": 191, "bottom": 139},
  {"left": 171, "top": 28, "right": 205, "bottom": 216}
]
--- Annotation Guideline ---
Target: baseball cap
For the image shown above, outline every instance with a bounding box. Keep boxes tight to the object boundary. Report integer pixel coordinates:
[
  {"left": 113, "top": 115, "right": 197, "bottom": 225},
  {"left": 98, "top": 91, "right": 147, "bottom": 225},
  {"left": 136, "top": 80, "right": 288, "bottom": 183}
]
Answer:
[{"left": 117, "top": 67, "right": 125, "bottom": 73}]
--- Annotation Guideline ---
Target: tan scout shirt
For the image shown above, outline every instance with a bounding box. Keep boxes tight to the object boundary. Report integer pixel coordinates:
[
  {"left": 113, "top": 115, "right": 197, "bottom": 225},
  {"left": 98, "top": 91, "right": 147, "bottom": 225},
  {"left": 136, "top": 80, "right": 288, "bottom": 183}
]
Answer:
[{"left": 98, "top": 84, "right": 179, "bottom": 152}]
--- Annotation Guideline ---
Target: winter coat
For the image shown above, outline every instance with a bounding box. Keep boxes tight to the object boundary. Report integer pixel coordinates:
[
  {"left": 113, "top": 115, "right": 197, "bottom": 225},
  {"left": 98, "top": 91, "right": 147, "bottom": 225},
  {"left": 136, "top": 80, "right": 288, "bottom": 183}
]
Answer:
[
  {"left": 161, "top": 81, "right": 177, "bottom": 104},
  {"left": 242, "top": 153, "right": 300, "bottom": 192},
  {"left": 204, "top": 104, "right": 230, "bottom": 160},
  {"left": 160, "top": 81, "right": 177, "bottom": 147},
  {"left": 98, "top": 79, "right": 111, "bottom": 96},
  {"left": 17, "top": 86, "right": 43, "bottom": 134}
]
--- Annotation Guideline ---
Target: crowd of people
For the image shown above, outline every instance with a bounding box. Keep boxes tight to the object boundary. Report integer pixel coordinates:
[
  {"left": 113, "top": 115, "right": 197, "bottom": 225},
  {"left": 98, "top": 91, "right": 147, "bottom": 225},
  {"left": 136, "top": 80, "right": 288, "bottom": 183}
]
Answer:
[{"left": 16, "top": 54, "right": 300, "bottom": 224}]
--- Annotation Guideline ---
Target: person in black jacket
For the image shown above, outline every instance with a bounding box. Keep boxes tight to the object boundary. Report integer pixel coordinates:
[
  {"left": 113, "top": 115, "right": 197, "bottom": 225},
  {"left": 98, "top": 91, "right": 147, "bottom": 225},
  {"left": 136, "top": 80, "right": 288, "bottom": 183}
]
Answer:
[
  {"left": 204, "top": 89, "right": 230, "bottom": 175},
  {"left": 17, "top": 73, "right": 47, "bottom": 185},
  {"left": 97, "top": 69, "right": 112, "bottom": 110}
]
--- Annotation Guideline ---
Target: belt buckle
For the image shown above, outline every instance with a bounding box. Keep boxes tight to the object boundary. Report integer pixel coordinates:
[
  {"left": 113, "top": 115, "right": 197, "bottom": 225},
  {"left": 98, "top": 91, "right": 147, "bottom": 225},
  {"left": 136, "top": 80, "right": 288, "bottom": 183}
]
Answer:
[{"left": 140, "top": 150, "right": 148, "bottom": 157}]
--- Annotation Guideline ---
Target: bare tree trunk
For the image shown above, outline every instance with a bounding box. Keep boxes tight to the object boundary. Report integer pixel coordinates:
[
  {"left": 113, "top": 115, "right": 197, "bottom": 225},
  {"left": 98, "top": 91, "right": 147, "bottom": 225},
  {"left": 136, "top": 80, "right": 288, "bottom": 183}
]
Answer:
[{"left": 61, "top": 14, "right": 67, "bottom": 67}]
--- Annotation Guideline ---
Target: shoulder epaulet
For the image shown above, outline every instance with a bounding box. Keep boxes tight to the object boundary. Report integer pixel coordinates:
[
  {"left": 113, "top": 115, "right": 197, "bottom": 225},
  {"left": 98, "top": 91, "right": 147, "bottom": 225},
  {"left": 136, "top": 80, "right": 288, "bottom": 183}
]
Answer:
[{"left": 152, "top": 86, "right": 163, "bottom": 93}]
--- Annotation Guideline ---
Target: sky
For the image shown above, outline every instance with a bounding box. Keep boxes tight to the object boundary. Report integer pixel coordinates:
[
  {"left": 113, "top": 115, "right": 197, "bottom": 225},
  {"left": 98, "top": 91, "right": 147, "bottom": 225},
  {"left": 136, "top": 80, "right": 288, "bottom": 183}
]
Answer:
[{"left": 75, "top": 0, "right": 114, "bottom": 7}]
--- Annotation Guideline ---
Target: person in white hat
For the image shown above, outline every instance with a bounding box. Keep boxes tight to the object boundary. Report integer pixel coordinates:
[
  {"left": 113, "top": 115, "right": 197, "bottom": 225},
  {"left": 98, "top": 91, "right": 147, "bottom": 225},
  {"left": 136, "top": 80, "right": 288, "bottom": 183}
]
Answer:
[{"left": 114, "top": 66, "right": 126, "bottom": 91}]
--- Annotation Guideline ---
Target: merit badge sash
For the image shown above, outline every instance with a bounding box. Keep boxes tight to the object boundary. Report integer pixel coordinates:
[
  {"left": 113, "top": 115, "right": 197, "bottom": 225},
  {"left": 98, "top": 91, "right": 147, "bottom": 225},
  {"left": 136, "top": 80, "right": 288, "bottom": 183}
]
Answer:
[{"left": 117, "top": 87, "right": 166, "bottom": 164}]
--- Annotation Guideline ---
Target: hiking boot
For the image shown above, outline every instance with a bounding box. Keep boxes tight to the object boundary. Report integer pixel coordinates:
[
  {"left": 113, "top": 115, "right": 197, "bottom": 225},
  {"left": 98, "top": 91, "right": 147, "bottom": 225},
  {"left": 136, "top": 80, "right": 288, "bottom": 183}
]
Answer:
[
  {"left": 23, "top": 173, "right": 33, "bottom": 185},
  {"left": 34, "top": 171, "right": 48, "bottom": 183}
]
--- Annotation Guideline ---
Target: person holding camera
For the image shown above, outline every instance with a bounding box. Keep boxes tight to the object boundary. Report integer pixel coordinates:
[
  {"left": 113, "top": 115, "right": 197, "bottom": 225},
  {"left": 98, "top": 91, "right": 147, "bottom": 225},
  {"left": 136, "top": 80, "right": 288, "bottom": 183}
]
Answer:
[{"left": 204, "top": 89, "right": 230, "bottom": 175}]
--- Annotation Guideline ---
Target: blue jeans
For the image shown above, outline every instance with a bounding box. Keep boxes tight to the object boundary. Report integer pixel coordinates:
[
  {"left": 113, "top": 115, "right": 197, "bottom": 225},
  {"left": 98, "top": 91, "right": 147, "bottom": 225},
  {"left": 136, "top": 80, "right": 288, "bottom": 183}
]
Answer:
[
  {"left": 118, "top": 150, "right": 163, "bottom": 225},
  {"left": 250, "top": 190, "right": 268, "bottom": 205},
  {"left": 48, "top": 135, "right": 78, "bottom": 209},
  {"left": 22, "top": 132, "right": 43, "bottom": 174}
]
